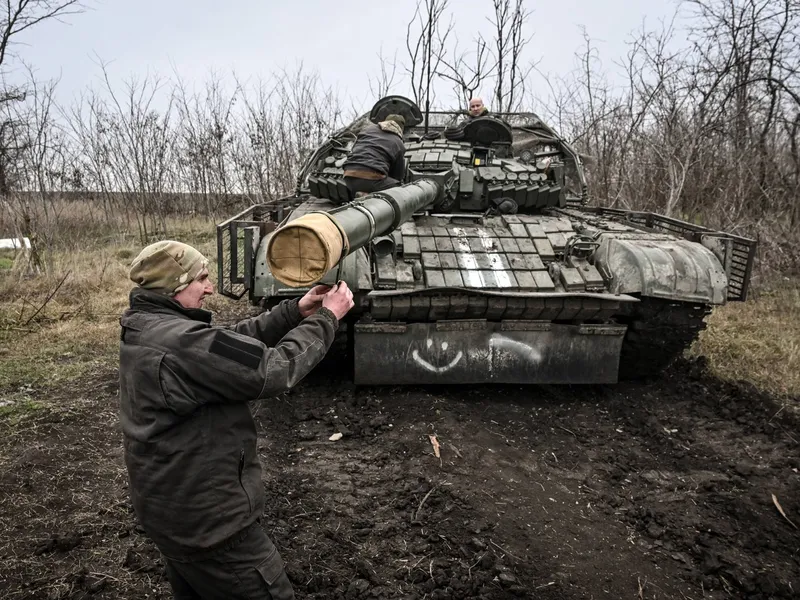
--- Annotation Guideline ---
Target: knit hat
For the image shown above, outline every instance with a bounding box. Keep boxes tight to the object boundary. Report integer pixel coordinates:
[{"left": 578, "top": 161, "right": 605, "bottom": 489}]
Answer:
[
  {"left": 384, "top": 114, "right": 406, "bottom": 129},
  {"left": 129, "top": 240, "right": 209, "bottom": 295}
]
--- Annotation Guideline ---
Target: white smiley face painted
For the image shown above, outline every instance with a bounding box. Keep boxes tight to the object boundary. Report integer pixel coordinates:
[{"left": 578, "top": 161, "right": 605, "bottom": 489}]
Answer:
[{"left": 412, "top": 339, "right": 464, "bottom": 373}]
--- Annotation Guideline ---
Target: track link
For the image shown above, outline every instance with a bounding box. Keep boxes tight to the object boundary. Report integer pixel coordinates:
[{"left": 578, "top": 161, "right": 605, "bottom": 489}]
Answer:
[{"left": 617, "top": 298, "right": 712, "bottom": 380}]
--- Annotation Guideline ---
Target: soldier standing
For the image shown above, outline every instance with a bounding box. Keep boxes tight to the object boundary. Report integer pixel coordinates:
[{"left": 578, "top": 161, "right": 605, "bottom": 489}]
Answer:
[{"left": 118, "top": 240, "right": 353, "bottom": 599}]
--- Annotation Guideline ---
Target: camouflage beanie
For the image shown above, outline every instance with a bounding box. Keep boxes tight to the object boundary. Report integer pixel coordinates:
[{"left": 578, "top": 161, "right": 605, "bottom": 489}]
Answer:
[
  {"left": 385, "top": 113, "right": 406, "bottom": 129},
  {"left": 129, "top": 240, "right": 209, "bottom": 296}
]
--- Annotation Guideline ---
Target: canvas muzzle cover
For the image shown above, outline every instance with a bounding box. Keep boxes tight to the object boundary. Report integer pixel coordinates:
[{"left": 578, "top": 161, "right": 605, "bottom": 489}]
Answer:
[{"left": 266, "top": 212, "right": 350, "bottom": 287}]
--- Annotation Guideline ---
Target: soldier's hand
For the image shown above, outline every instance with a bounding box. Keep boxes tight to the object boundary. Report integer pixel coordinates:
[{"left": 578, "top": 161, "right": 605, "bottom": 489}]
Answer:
[
  {"left": 298, "top": 284, "right": 332, "bottom": 317},
  {"left": 322, "top": 281, "right": 354, "bottom": 320}
]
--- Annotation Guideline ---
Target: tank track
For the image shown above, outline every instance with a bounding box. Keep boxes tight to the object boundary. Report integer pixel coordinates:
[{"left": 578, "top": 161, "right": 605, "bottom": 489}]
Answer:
[{"left": 617, "top": 298, "right": 712, "bottom": 380}]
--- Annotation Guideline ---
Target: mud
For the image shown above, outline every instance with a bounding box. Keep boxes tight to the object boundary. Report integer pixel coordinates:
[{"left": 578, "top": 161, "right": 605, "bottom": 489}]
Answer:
[{"left": 0, "top": 355, "right": 798, "bottom": 599}]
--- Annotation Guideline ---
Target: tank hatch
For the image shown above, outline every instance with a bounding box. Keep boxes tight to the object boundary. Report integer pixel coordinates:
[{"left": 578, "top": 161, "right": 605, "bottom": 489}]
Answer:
[{"left": 369, "top": 95, "right": 424, "bottom": 128}]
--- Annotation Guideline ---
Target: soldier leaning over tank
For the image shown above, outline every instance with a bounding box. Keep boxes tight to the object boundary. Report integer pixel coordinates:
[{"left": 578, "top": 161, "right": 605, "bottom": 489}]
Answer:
[
  {"left": 342, "top": 113, "right": 407, "bottom": 198},
  {"left": 118, "top": 240, "right": 354, "bottom": 600}
]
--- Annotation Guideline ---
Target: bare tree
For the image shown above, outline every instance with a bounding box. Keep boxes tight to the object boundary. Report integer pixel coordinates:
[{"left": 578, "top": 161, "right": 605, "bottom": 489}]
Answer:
[
  {"left": 533, "top": 0, "right": 800, "bottom": 275},
  {"left": 436, "top": 35, "right": 494, "bottom": 106},
  {"left": 64, "top": 61, "right": 177, "bottom": 242},
  {"left": 232, "top": 66, "right": 345, "bottom": 202},
  {"left": 405, "top": 0, "right": 453, "bottom": 126},
  {"left": 0, "top": 0, "right": 86, "bottom": 194},
  {"left": 368, "top": 47, "right": 399, "bottom": 99},
  {"left": 686, "top": 0, "right": 800, "bottom": 225},
  {"left": 174, "top": 71, "right": 238, "bottom": 217},
  {"left": 5, "top": 66, "right": 70, "bottom": 222},
  {"left": 0, "top": 0, "right": 85, "bottom": 70},
  {"left": 489, "top": 0, "right": 532, "bottom": 112},
  {"left": 0, "top": 0, "right": 87, "bottom": 274},
  {"left": 0, "top": 67, "right": 63, "bottom": 270}
]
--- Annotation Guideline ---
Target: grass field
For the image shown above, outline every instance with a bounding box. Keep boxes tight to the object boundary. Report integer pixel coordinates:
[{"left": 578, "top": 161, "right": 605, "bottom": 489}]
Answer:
[
  {"left": 0, "top": 217, "right": 224, "bottom": 408},
  {"left": 691, "top": 282, "right": 800, "bottom": 397}
]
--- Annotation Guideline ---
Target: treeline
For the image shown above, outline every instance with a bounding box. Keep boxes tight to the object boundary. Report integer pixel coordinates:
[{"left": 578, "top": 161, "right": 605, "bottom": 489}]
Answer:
[
  {"left": 0, "top": 65, "right": 346, "bottom": 244},
  {"left": 0, "top": 0, "right": 798, "bottom": 277},
  {"left": 552, "top": 0, "right": 800, "bottom": 275}
]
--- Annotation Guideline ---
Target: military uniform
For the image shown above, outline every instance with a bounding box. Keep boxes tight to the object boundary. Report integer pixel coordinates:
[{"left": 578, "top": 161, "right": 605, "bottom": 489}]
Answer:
[
  {"left": 472, "top": 107, "right": 489, "bottom": 118},
  {"left": 342, "top": 117, "right": 406, "bottom": 198},
  {"left": 444, "top": 108, "right": 491, "bottom": 141},
  {"left": 119, "top": 241, "right": 339, "bottom": 599}
]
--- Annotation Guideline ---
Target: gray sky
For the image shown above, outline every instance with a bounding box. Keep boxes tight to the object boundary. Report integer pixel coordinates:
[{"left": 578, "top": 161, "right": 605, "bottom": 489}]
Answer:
[{"left": 13, "top": 0, "right": 682, "bottom": 112}]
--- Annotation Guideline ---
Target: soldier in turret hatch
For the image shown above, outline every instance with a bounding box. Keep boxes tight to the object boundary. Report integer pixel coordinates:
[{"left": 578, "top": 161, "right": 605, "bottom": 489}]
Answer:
[
  {"left": 444, "top": 97, "right": 491, "bottom": 140},
  {"left": 467, "top": 97, "right": 489, "bottom": 118},
  {"left": 342, "top": 113, "right": 406, "bottom": 198}
]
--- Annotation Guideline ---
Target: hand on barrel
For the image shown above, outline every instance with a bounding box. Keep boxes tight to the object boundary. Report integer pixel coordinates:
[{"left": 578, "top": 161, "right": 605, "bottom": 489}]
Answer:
[
  {"left": 298, "top": 284, "right": 333, "bottom": 317},
  {"left": 322, "top": 281, "right": 354, "bottom": 320},
  {"left": 298, "top": 282, "right": 354, "bottom": 320}
]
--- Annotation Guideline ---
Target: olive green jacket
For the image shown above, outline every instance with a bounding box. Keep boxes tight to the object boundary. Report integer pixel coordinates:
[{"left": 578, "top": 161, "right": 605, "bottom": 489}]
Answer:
[{"left": 118, "top": 288, "right": 337, "bottom": 557}]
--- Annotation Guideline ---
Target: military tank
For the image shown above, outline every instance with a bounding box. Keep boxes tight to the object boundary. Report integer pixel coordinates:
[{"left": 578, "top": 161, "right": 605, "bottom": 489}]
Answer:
[{"left": 216, "top": 95, "right": 756, "bottom": 385}]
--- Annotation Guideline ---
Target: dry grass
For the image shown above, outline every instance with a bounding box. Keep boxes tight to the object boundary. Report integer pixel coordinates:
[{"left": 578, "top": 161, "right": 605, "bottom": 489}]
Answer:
[
  {"left": 691, "top": 282, "right": 800, "bottom": 398},
  {"left": 0, "top": 215, "right": 223, "bottom": 404}
]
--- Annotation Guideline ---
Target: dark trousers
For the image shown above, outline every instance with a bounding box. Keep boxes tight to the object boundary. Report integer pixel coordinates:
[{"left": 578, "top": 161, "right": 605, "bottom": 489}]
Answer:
[
  {"left": 162, "top": 524, "right": 294, "bottom": 600},
  {"left": 343, "top": 175, "right": 400, "bottom": 197}
]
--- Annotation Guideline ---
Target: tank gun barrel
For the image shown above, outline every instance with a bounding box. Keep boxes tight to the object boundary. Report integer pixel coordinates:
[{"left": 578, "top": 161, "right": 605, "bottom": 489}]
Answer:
[{"left": 267, "top": 179, "right": 440, "bottom": 287}]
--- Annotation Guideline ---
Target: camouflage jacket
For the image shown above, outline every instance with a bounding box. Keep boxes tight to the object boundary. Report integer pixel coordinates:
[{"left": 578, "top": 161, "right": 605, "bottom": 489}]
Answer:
[
  {"left": 343, "top": 122, "right": 406, "bottom": 180},
  {"left": 118, "top": 288, "right": 338, "bottom": 558}
]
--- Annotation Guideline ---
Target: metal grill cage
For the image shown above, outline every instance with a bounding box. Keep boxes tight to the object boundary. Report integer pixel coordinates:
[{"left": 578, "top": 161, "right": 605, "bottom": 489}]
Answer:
[
  {"left": 217, "top": 222, "right": 244, "bottom": 299},
  {"left": 216, "top": 202, "right": 294, "bottom": 300}
]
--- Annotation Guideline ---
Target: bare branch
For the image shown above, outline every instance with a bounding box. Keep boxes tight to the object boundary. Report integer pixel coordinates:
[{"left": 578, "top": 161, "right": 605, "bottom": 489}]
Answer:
[{"left": 0, "top": 1, "right": 86, "bottom": 69}]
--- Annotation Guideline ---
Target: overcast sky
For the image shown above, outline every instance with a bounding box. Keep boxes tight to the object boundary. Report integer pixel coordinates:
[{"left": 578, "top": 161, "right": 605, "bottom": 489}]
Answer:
[{"left": 12, "top": 0, "right": 684, "bottom": 112}]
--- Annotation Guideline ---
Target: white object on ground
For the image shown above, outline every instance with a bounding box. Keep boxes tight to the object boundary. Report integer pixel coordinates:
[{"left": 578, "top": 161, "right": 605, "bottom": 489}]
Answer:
[{"left": 0, "top": 237, "right": 31, "bottom": 249}]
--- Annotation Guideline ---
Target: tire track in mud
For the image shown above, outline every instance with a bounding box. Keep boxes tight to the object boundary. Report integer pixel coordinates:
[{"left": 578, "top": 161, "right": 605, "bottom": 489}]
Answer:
[
  {"left": 254, "top": 356, "right": 800, "bottom": 599},
  {"left": 1, "top": 355, "right": 797, "bottom": 599}
]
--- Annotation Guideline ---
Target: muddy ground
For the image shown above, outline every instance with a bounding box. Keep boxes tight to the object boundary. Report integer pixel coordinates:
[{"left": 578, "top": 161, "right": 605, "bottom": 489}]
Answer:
[{"left": 1, "top": 347, "right": 799, "bottom": 599}]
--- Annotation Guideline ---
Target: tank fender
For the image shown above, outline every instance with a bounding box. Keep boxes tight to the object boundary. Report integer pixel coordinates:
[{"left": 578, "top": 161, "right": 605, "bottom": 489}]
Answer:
[{"left": 593, "top": 236, "right": 728, "bottom": 304}]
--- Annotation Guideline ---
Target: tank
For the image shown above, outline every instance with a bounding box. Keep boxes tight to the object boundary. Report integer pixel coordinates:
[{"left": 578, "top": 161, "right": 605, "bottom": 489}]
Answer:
[{"left": 216, "top": 95, "right": 757, "bottom": 385}]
